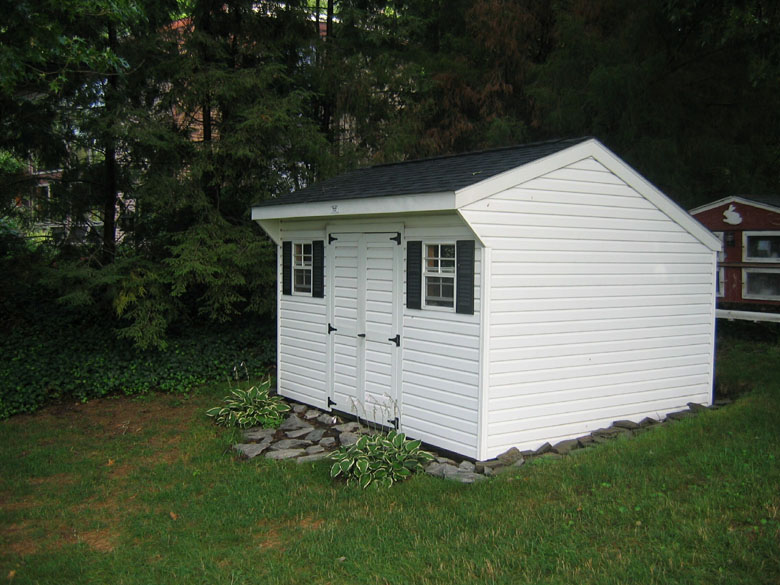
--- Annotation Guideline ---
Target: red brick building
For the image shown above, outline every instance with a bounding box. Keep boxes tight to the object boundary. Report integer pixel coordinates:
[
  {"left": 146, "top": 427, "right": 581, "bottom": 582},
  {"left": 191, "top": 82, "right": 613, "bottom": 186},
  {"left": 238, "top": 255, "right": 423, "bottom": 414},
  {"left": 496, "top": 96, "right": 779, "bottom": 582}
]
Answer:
[{"left": 690, "top": 196, "right": 780, "bottom": 307}]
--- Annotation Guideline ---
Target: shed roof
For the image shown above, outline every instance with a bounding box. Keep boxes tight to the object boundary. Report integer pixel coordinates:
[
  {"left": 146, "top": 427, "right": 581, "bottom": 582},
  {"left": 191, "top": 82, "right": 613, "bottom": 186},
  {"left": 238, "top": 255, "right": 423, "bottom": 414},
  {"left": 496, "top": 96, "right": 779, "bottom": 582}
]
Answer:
[{"left": 255, "top": 137, "right": 590, "bottom": 207}]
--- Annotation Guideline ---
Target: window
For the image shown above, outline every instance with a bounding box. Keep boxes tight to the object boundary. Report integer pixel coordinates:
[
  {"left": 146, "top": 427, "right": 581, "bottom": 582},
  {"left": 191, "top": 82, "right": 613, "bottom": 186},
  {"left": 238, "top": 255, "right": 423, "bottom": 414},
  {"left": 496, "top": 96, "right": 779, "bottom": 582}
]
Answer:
[
  {"left": 423, "top": 243, "right": 455, "bottom": 308},
  {"left": 717, "top": 267, "right": 725, "bottom": 298},
  {"left": 743, "top": 231, "right": 780, "bottom": 262},
  {"left": 293, "top": 242, "right": 312, "bottom": 294},
  {"left": 743, "top": 268, "right": 780, "bottom": 300},
  {"left": 712, "top": 231, "right": 725, "bottom": 262}
]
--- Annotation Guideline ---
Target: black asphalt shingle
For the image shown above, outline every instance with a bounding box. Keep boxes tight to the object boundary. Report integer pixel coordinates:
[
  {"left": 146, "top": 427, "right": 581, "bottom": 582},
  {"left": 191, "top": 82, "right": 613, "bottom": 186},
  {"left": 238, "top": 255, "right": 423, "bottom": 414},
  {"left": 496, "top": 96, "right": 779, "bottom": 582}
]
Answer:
[{"left": 255, "top": 137, "right": 590, "bottom": 207}]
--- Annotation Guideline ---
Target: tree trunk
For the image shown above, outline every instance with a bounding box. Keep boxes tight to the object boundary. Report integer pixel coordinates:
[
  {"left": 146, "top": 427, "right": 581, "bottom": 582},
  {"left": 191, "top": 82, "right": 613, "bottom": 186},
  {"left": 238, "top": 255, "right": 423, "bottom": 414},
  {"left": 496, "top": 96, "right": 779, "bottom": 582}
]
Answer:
[{"left": 102, "top": 22, "right": 119, "bottom": 265}]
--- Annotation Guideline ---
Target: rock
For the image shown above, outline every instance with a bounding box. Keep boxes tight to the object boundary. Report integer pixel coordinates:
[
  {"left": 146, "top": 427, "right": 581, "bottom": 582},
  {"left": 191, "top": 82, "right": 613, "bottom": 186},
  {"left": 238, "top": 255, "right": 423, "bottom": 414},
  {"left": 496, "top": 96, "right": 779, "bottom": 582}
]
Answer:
[
  {"left": 459, "top": 461, "right": 476, "bottom": 472},
  {"left": 304, "top": 429, "right": 326, "bottom": 442},
  {"left": 270, "top": 438, "right": 312, "bottom": 450},
  {"left": 286, "top": 428, "right": 314, "bottom": 439},
  {"left": 534, "top": 442, "right": 553, "bottom": 456},
  {"left": 687, "top": 402, "right": 708, "bottom": 413},
  {"left": 317, "top": 414, "right": 338, "bottom": 425},
  {"left": 520, "top": 450, "right": 535, "bottom": 458},
  {"left": 497, "top": 447, "right": 523, "bottom": 465},
  {"left": 233, "top": 443, "right": 270, "bottom": 458},
  {"left": 552, "top": 439, "right": 580, "bottom": 455},
  {"left": 612, "top": 420, "right": 640, "bottom": 430},
  {"left": 279, "top": 415, "right": 312, "bottom": 431},
  {"left": 577, "top": 435, "right": 595, "bottom": 446},
  {"left": 305, "top": 445, "right": 325, "bottom": 455},
  {"left": 666, "top": 410, "right": 694, "bottom": 421},
  {"left": 319, "top": 437, "right": 337, "bottom": 448},
  {"left": 592, "top": 427, "right": 621, "bottom": 438},
  {"left": 304, "top": 409, "right": 322, "bottom": 420},
  {"left": 296, "top": 452, "right": 330, "bottom": 464},
  {"left": 443, "top": 467, "right": 488, "bottom": 483},
  {"left": 424, "top": 462, "right": 451, "bottom": 478},
  {"left": 333, "top": 422, "right": 362, "bottom": 433},
  {"left": 293, "top": 404, "right": 307, "bottom": 414},
  {"left": 339, "top": 432, "right": 360, "bottom": 447},
  {"left": 639, "top": 417, "right": 659, "bottom": 427},
  {"left": 591, "top": 435, "right": 612, "bottom": 445},
  {"left": 436, "top": 456, "right": 457, "bottom": 466},
  {"left": 512, "top": 458, "right": 525, "bottom": 467},
  {"left": 243, "top": 428, "right": 277, "bottom": 442},
  {"left": 265, "top": 449, "right": 305, "bottom": 460},
  {"left": 474, "top": 459, "right": 503, "bottom": 473},
  {"left": 426, "top": 462, "right": 463, "bottom": 478}
]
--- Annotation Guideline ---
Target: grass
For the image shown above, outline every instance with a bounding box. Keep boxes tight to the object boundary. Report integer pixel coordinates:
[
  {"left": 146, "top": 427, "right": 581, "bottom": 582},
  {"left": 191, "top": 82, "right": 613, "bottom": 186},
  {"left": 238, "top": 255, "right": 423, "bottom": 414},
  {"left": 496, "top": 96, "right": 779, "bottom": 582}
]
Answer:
[{"left": 1, "top": 339, "right": 779, "bottom": 584}]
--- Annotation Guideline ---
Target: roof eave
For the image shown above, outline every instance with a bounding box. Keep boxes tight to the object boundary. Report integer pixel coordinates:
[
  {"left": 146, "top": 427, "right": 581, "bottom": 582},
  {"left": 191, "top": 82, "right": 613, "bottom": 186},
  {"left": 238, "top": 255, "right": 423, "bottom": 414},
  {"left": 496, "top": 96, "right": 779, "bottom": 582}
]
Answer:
[
  {"left": 251, "top": 191, "right": 457, "bottom": 221},
  {"left": 690, "top": 195, "right": 780, "bottom": 216}
]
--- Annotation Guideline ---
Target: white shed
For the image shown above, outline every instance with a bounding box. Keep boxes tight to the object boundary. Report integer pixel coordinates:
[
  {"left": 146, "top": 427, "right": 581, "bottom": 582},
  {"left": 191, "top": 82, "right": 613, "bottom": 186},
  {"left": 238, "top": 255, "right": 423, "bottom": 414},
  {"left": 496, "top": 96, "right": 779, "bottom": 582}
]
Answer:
[{"left": 252, "top": 137, "right": 721, "bottom": 460}]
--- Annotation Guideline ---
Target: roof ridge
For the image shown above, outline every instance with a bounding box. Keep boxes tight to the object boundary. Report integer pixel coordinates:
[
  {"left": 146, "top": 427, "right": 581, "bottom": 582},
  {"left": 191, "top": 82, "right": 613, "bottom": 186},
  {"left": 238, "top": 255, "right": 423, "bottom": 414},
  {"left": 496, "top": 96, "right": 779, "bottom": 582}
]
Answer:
[{"left": 368, "top": 136, "right": 592, "bottom": 170}]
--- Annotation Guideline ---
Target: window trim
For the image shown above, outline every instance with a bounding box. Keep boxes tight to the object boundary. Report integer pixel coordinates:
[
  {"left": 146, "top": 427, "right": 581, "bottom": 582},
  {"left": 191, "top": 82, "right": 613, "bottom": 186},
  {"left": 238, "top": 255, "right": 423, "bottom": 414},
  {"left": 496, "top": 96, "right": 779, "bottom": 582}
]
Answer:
[
  {"left": 292, "top": 241, "right": 313, "bottom": 296},
  {"left": 422, "top": 242, "right": 456, "bottom": 311},
  {"left": 742, "top": 267, "right": 780, "bottom": 301},
  {"left": 717, "top": 267, "right": 725, "bottom": 298},
  {"left": 742, "top": 230, "right": 780, "bottom": 263}
]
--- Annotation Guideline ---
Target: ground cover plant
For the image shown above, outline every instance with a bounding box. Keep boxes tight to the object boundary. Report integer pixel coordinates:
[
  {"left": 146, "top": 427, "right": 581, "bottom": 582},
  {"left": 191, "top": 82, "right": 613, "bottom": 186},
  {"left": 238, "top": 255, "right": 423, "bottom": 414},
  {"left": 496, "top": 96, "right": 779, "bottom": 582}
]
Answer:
[
  {"left": 1, "top": 337, "right": 779, "bottom": 584},
  {"left": 0, "top": 292, "right": 275, "bottom": 419}
]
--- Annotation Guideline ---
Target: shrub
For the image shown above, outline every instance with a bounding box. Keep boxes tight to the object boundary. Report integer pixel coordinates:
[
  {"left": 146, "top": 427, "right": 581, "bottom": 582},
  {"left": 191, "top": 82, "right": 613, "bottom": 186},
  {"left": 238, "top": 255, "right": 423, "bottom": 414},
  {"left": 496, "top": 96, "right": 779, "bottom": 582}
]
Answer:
[
  {"left": 329, "top": 430, "right": 435, "bottom": 488},
  {"left": 206, "top": 379, "right": 290, "bottom": 429}
]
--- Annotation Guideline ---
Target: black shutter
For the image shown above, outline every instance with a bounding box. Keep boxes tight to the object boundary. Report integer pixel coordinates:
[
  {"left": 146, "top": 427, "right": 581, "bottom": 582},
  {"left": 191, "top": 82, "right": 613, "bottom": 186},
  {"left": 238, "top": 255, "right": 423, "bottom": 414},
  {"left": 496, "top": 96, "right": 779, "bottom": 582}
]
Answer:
[
  {"left": 456, "top": 240, "right": 475, "bottom": 314},
  {"left": 312, "top": 240, "right": 324, "bottom": 298},
  {"left": 282, "top": 241, "right": 292, "bottom": 296},
  {"left": 406, "top": 240, "right": 422, "bottom": 309}
]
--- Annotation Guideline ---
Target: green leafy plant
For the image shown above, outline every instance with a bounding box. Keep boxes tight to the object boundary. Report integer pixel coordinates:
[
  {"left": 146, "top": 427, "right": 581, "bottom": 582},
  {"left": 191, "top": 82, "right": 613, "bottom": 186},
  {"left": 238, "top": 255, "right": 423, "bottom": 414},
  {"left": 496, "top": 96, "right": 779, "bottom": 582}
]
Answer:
[
  {"left": 206, "top": 379, "right": 290, "bottom": 429},
  {"left": 329, "top": 430, "right": 435, "bottom": 488}
]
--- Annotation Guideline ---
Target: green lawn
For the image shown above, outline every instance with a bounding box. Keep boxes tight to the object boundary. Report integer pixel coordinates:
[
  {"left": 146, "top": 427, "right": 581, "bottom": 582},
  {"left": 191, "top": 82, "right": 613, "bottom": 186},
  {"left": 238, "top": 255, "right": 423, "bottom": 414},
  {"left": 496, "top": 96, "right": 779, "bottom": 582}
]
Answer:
[{"left": 1, "top": 338, "right": 779, "bottom": 584}]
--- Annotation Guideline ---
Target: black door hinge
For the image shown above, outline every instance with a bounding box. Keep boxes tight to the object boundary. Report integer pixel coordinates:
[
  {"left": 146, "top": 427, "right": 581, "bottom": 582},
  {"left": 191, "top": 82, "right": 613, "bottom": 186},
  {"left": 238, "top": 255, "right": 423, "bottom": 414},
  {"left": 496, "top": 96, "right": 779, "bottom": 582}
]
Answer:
[
  {"left": 328, "top": 323, "right": 337, "bottom": 334},
  {"left": 387, "top": 416, "right": 399, "bottom": 430},
  {"left": 388, "top": 334, "right": 400, "bottom": 347},
  {"left": 390, "top": 232, "right": 401, "bottom": 245},
  {"left": 328, "top": 397, "right": 336, "bottom": 408},
  {"left": 328, "top": 233, "right": 338, "bottom": 244}
]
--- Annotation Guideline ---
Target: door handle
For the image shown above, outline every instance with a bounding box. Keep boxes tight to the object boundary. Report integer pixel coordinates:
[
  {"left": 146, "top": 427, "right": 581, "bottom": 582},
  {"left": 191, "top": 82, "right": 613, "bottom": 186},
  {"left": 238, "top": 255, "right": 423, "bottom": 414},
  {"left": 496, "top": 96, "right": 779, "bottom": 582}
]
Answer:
[{"left": 357, "top": 333, "right": 366, "bottom": 338}]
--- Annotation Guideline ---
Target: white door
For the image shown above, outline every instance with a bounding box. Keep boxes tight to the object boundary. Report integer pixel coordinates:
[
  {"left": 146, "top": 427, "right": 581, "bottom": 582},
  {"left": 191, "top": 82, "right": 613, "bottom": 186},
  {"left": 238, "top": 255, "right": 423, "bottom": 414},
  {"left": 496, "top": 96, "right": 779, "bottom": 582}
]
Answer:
[{"left": 328, "top": 231, "right": 401, "bottom": 427}]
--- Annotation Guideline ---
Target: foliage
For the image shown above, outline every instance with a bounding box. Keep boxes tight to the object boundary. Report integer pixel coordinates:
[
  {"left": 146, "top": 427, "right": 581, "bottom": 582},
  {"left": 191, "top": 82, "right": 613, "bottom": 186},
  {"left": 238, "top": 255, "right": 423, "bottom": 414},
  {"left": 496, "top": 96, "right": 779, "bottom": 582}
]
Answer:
[
  {"left": 329, "top": 430, "right": 435, "bottom": 488},
  {"left": 205, "top": 379, "right": 289, "bottom": 429},
  {"left": 0, "top": 290, "right": 274, "bottom": 419}
]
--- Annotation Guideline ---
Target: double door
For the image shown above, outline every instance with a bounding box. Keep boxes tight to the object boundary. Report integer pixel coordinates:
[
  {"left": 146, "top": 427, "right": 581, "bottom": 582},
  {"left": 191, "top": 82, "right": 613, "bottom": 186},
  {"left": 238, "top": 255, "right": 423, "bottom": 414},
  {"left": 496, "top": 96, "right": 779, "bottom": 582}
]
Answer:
[{"left": 328, "top": 231, "right": 402, "bottom": 427}]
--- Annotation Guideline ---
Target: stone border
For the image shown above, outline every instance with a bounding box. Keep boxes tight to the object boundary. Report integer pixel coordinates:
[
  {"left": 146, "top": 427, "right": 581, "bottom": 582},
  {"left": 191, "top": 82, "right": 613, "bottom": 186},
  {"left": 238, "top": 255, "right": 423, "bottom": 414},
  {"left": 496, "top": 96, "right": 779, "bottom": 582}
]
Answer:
[{"left": 232, "top": 399, "right": 730, "bottom": 483}]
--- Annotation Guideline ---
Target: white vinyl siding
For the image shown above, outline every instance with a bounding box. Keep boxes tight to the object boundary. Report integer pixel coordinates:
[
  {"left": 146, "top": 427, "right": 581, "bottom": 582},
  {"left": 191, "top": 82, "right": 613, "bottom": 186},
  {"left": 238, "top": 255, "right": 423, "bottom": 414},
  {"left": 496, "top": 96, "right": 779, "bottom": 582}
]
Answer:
[
  {"left": 461, "top": 157, "right": 716, "bottom": 458},
  {"left": 277, "top": 228, "right": 328, "bottom": 408},
  {"left": 402, "top": 216, "right": 481, "bottom": 458}
]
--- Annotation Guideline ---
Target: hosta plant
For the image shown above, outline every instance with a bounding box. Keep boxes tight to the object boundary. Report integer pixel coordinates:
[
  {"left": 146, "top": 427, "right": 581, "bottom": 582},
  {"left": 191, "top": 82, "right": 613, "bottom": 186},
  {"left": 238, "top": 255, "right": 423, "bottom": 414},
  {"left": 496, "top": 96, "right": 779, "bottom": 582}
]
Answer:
[
  {"left": 206, "top": 379, "right": 290, "bottom": 429},
  {"left": 329, "top": 430, "right": 435, "bottom": 488}
]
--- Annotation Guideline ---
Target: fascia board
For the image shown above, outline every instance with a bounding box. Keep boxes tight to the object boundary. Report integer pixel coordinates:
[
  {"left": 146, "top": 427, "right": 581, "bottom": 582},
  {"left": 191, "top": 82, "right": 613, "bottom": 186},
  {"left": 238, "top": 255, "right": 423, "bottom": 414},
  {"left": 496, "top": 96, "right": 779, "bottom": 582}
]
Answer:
[
  {"left": 690, "top": 196, "right": 780, "bottom": 216},
  {"left": 590, "top": 142, "right": 723, "bottom": 252},
  {"left": 251, "top": 192, "right": 456, "bottom": 221}
]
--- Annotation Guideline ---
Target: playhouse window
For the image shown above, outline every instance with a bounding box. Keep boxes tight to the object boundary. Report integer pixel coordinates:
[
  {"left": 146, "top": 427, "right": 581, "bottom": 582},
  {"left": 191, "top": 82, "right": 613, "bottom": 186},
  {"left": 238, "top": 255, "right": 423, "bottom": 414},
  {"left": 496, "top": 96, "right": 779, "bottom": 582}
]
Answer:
[
  {"left": 743, "top": 231, "right": 780, "bottom": 262},
  {"left": 423, "top": 243, "right": 455, "bottom": 308},
  {"left": 293, "top": 242, "right": 312, "bottom": 294},
  {"left": 742, "top": 268, "right": 780, "bottom": 300}
]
